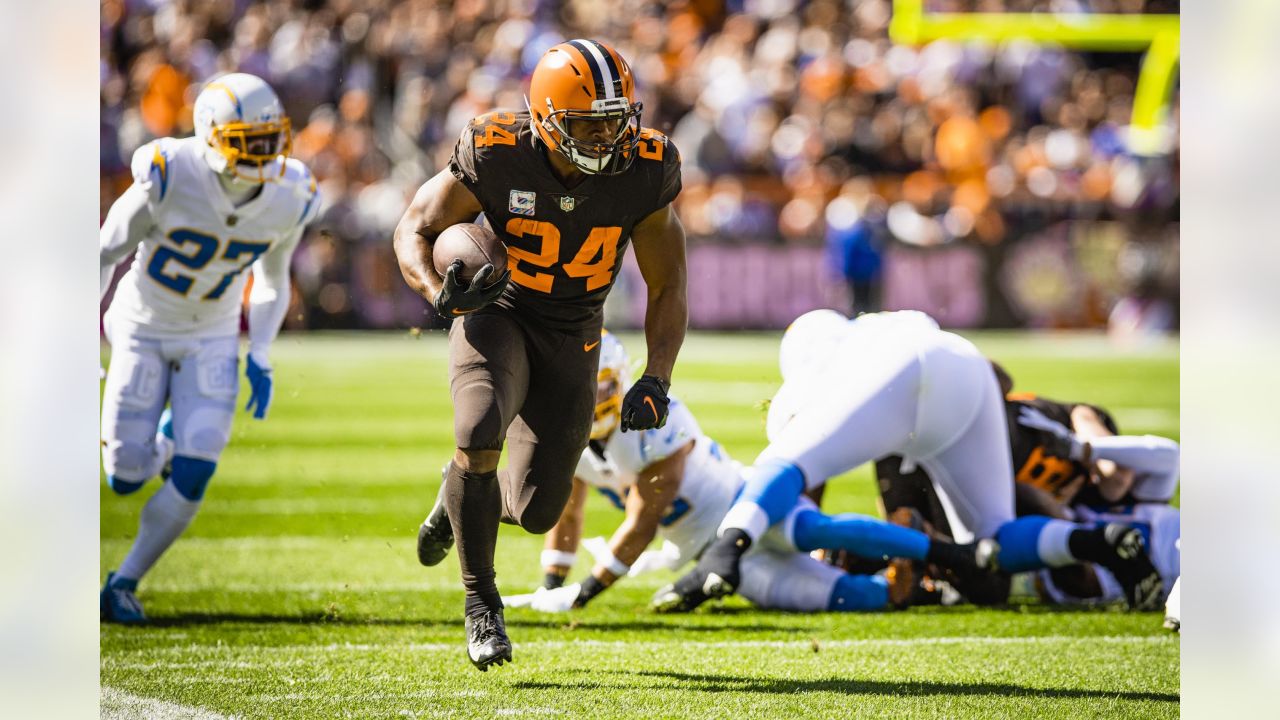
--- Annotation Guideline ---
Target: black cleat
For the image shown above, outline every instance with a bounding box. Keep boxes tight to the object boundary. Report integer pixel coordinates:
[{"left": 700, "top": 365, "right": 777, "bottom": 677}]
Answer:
[
  {"left": 416, "top": 472, "right": 454, "bottom": 567},
  {"left": 651, "top": 530, "right": 749, "bottom": 613},
  {"left": 1097, "top": 524, "right": 1164, "bottom": 611},
  {"left": 465, "top": 609, "right": 512, "bottom": 671}
]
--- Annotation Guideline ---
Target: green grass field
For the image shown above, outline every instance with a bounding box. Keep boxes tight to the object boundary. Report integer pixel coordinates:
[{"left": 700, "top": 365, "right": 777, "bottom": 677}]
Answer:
[{"left": 100, "top": 331, "right": 1179, "bottom": 719}]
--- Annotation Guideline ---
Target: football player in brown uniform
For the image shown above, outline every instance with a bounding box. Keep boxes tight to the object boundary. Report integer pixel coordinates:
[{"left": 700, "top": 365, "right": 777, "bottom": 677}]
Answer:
[
  {"left": 1003, "top": 392, "right": 1179, "bottom": 509},
  {"left": 393, "top": 39, "right": 688, "bottom": 670}
]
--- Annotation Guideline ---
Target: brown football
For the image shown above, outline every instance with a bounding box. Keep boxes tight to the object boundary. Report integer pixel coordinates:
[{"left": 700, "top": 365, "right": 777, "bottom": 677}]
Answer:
[{"left": 432, "top": 223, "right": 508, "bottom": 284}]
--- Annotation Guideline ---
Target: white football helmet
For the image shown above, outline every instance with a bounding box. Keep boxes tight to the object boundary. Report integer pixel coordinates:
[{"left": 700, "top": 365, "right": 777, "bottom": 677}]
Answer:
[
  {"left": 193, "top": 73, "right": 292, "bottom": 183},
  {"left": 778, "top": 309, "right": 849, "bottom": 382},
  {"left": 591, "top": 330, "right": 631, "bottom": 441}
]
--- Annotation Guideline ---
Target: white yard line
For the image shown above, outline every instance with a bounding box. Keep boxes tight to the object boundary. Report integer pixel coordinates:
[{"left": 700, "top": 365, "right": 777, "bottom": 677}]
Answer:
[{"left": 101, "top": 686, "right": 238, "bottom": 720}]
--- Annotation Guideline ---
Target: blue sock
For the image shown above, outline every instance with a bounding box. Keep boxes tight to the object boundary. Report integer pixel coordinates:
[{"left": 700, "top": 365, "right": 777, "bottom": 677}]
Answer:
[
  {"left": 106, "top": 475, "right": 146, "bottom": 495},
  {"left": 827, "top": 573, "right": 889, "bottom": 611},
  {"left": 792, "top": 509, "right": 931, "bottom": 560},
  {"left": 994, "top": 516, "right": 1056, "bottom": 572},
  {"left": 739, "top": 460, "right": 806, "bottom": 527},
  {"left": 169, "top": 456, "right": 216, "bottom": 501}
]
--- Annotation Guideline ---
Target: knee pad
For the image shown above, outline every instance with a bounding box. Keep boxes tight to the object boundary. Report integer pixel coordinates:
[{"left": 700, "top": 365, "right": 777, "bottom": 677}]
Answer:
[
  {"left": 519, "top": 508, "right": 561, "bottom": 536},
  {"left": 104, "top": 440, "right": 155, "bottom": 485},
  {"left": 452, "top": 381, "right": 507, "bottom": 452},
  {"left": 106, "top": 475, "right": 146, "bottom": 496},
  {"left": 517, "top": 491, "right": 570, "bottom": 535},
  {"left": 170, "top": 456, "right": 217, "bottom": 501}
]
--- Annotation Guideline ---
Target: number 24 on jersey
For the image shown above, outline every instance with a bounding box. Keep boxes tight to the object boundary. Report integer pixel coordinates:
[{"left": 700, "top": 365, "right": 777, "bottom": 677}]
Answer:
[{"left": 505, "top": 219, "right": 621, "bottom": 294}]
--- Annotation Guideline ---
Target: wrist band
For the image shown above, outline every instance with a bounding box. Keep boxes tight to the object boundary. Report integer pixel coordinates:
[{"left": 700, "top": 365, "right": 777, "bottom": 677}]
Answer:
[
  {"left": 596, "top": 547, "right": 631, "bottom": 577},
  {"left": 541, "top": 549, "right": 577, "bottom": 569}
]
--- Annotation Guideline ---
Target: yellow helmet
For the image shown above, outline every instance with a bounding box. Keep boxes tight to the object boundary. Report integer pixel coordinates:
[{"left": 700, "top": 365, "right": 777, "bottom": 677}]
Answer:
[
  {"left": 193, "top": 73, "right": 292, "bottom": 183},
  {"left": 591, "top": 330, "right": 632, "bottom": 440}
]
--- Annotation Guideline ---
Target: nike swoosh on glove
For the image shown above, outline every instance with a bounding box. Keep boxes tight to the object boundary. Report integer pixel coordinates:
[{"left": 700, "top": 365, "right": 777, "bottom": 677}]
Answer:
[
  {"left": 620, "top": 375, "right": 670, "bottom": 432},
  {"left": 432, "top": 260, "right": 510, "bottom": 317}
]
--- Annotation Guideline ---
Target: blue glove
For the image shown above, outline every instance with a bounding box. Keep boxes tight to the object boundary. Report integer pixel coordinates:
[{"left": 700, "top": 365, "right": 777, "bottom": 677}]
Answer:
[{"left": 245, "top": 354, "right": 273, "bottom": 420}]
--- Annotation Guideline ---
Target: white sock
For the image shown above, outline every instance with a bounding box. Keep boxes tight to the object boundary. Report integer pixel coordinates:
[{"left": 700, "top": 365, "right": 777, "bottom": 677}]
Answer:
[
  {"left": 153, "top": 432, "right": 175, "bottom": 473},
  {"left": 1036, "top": 519, "right": 1079, "bottom": 568},
  {"left": 717, "top": 502, "right": 770, "bottom": 543},
  {"left": 117, "top": 481, "right": 200, "bottom": 582}
]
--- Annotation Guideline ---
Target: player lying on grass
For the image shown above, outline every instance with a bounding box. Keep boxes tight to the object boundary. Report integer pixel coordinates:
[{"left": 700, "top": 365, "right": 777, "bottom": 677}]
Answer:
[
  {"left": 504, "top": 332, "right": 990, "bottom": 614},
  {"left": 873, "top": 377, "right": 1182, "bottom": 610},
  {"left": 99, "top": 73, "right": 319, "bottom": 624},
  {"left": 656, "top": 310, "right": 1165, "bottom": 613},
  {"left": 1005, "top": 384, "right": 1181, "bottom": 610}
]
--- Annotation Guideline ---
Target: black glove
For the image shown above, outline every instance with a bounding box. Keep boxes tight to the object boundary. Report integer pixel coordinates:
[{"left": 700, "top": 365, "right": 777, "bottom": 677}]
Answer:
[
  {"left": 432, "top": 259, "right": 510, "bottom": 317},
  {"left": 620, "top": 375, "right": 670, "bottom": 432}
]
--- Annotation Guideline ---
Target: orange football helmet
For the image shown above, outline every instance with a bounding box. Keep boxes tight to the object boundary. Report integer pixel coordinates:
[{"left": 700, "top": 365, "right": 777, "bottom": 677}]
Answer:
[{"left": 527, "top": 39, "right": 642, "bottom": 175}]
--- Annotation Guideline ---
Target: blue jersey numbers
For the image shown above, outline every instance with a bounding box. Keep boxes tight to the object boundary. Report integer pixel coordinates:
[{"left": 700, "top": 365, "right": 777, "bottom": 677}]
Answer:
[
  {"left": 204, "top": 240, "right": 271, "bottom": 300},
  {"left": 146, "top": 229, "right": 270, "bottom": 299},
  {"left": 147, "top": 229, "right": 218, "bottom": 296}
]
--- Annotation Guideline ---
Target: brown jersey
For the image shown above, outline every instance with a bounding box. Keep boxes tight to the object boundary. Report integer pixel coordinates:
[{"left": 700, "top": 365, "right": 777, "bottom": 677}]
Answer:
[
  {"left": 1005, "top": 393, "right": 1119, "bottom": 504},
  {"left": 448, "top": 111, "right": 682, "bottom": 330}
]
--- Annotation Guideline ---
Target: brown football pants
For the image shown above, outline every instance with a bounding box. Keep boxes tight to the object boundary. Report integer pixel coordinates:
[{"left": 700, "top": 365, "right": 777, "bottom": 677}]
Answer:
[{"left": 444, "top": 307, "right": 601, "bottom": 611}]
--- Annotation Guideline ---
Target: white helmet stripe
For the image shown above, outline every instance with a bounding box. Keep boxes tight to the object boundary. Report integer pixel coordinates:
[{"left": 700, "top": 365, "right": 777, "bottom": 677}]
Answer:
[{"left": 569, "top": 39, "right": 616, "bottom": 100}]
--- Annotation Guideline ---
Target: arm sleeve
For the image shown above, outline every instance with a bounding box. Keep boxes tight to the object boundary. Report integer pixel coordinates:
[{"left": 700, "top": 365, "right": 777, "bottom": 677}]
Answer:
[
  {"left": 99, "top": 183, "right": 155, "bottom": 301},
  {"left": 1088, "top": 435, "right": 1180, "bottom": 502},
  {"left": 247, "top": 226, "right": 304, "bottom": 364}
]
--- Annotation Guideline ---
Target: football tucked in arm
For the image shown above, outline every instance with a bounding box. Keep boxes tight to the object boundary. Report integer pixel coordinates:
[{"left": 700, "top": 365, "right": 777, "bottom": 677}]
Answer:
[{"left": 431, "top": 223, "right": 508, "bottom": 284}]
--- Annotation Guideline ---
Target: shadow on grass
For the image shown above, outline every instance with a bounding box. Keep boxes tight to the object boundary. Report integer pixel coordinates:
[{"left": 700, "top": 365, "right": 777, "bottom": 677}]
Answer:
[
  {"left": 129, "top": 612, "right": 798, "bottom": 635},
  {"left": 514, "top": 669, "right": 1179, "bottom": 703}
]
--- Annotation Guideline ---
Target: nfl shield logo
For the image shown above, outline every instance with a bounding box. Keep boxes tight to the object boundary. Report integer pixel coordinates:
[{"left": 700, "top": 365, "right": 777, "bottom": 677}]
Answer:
[{"left": 559, "top": 196, "right": 576, "bottom": 212}]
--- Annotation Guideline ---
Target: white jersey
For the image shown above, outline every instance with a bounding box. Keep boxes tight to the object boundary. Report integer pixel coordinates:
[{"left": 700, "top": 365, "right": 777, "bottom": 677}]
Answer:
[
  {"left": 107, "top": 136, "right": 320, "bottom": 338},
  {"left": 575, "top": 397, "right": 744, "bottom": 565}
]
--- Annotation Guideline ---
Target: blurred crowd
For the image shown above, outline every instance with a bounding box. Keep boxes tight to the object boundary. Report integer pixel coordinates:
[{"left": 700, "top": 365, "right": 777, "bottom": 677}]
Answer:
[{"left": 101, "top": 0, "right": 1179, "bottom": 330}]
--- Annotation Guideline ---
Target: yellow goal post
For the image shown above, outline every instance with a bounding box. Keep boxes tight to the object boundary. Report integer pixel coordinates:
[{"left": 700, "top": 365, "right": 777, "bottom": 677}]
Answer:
[{"left": 889, "top": 0, "right": 1179, "bottom": 156}]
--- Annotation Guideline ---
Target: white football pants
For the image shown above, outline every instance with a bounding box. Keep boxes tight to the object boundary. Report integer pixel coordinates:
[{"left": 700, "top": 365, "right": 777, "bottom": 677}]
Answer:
[
  {"left": 101, "top": 323, "right": 239, "bottom": 481},
  {"left": 758, "top": 329, "right": 1015, "bottom": 542}
]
